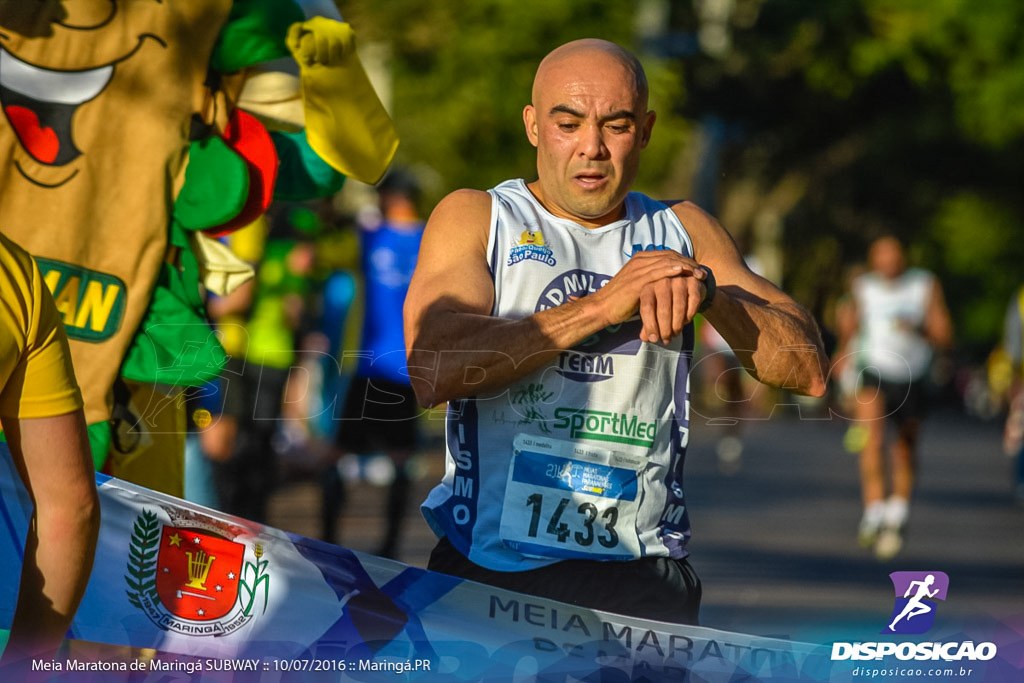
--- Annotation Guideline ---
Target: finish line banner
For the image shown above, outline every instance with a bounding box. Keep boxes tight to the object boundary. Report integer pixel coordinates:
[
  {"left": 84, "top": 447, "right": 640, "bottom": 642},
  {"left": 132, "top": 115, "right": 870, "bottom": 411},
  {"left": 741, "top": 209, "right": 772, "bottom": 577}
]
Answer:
[{"left": 1, "top": 444, "right": 836, "bottom": 681}]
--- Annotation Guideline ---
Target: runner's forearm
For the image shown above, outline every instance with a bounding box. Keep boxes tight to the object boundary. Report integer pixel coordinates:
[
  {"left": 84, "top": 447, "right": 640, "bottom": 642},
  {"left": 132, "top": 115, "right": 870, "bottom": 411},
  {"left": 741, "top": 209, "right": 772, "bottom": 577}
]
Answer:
[
  {"left": 704, "top": 288, "right": 828, "bottom": 397},
  {"left": 407, "top": 295, "right": 610, "bottom": 407}
]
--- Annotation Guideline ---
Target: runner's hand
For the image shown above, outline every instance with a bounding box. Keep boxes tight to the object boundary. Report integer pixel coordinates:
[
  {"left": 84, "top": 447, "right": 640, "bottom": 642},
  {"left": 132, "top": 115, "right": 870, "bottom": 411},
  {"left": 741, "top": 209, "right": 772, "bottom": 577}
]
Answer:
[
  {"left": 590, "top": 251, "right": 707, "bottom": 343},
  {"left": 638, "top": 268, "right": 707, "bottom": 344}
]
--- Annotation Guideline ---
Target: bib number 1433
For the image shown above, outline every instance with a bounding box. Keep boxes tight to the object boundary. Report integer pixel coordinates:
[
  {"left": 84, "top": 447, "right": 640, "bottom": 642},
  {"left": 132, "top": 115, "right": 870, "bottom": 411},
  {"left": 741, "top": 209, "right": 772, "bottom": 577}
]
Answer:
[
  {"left": 499, "top": 434, "right": 644, "bottom": 561},
  {"left": 525, "top": 493, "right": 619, "bottom": 548}
]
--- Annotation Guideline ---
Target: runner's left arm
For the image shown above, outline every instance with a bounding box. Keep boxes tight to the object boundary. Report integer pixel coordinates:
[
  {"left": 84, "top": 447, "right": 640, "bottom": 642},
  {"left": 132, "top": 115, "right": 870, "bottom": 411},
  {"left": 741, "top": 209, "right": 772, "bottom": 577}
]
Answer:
[
  {"left": 923, "top": 275, "right": 953, "bottom": 351},
  {"left": 674, "top": 201, "right": 828, "bottom": 397}
]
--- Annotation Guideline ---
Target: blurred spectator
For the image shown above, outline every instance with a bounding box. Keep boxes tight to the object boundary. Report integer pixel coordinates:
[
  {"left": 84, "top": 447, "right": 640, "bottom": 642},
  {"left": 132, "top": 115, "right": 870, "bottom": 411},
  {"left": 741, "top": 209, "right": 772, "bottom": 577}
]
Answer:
[
  {"left": 182, "top": 380, "right": 227, "bottom": 509},
  {"left": 839, "top": 236, "right": 953, "bottom": 560},
  {"left": 321, "top": 170, "right": 426, "bottom": 559},
  {"left": 1001, "top": 285, "right": 1024, "bottom": 502},
  {"left": 208, "top": 206, "right": 319, "bottom": 523}
]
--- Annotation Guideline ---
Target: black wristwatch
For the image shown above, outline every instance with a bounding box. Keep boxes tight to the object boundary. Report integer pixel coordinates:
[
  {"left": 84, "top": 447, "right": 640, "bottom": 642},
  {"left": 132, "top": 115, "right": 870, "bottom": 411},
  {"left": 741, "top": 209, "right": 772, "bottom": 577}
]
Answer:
[{"left": 698, "top": 266, "right": 716, "bottom": 314}]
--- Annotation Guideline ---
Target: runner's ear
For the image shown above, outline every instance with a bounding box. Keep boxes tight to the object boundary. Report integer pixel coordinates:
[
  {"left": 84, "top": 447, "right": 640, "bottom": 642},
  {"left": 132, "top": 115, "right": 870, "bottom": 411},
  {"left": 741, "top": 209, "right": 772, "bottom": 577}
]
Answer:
[
  {"left": 523, "top": 105, "right": 539, "bottom": 147},
  {"left": 639, "top": 110, "right": 656, "bottom": 149}
]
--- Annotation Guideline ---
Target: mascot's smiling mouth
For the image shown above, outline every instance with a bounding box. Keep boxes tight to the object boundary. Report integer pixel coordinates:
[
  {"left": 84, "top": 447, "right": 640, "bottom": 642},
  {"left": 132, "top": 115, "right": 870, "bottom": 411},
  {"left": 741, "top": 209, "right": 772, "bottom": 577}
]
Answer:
[{"left": 0, "top": 47, "right": 112, "bottom": 166}]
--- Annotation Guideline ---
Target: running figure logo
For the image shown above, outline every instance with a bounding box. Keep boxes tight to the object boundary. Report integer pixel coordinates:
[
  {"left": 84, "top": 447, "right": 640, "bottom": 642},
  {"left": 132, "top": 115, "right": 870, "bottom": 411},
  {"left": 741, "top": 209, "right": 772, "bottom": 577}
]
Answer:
[{"left": 882, "top": 571, "right": 950, "bottom": 634}]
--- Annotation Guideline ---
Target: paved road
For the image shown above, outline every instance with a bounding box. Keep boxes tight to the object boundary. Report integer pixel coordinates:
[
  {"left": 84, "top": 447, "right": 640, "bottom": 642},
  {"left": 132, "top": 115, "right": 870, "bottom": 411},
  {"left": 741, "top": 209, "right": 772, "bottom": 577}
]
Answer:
[
  {"left": 267, "top": 404, "right": 1024, "bottom": 644},
  {"left": 682, "top": 406, "right": 1024, "bottom": 643}
]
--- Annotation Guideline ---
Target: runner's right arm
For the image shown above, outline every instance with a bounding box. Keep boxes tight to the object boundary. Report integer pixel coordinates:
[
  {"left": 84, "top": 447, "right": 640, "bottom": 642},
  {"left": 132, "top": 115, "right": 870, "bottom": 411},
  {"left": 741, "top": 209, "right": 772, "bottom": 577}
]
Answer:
[{"left": 403, "top": 189, "right": 699, "bottom": 407}]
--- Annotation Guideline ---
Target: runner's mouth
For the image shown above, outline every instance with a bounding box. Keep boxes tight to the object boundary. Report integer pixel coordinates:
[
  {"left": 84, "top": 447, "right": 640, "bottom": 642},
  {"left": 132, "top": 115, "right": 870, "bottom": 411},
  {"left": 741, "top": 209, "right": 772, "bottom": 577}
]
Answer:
[
  {"left": 575, "top": 174, "right": 608, "bottom": 188},
  {"left": 0, "top": 47, "right": 112, "bottom": 165}
]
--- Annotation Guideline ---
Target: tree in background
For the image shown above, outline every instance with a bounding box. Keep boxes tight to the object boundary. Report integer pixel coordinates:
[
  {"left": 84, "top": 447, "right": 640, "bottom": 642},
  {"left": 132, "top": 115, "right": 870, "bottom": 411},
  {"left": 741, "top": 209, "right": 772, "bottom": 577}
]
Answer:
[
  {"left": 342, "top": 0, "right": 1024, "bottom": 361},
  {"left": 340, "top": 0, "right": 690, "bottom": 210},
  {"left": 658, "top": 0, "right": 1024, "bottom": 359}
]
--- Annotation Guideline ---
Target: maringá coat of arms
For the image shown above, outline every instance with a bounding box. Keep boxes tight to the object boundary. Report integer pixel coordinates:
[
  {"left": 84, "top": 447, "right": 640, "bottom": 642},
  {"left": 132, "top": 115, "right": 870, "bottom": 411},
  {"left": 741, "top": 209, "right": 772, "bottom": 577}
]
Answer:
[{"left": 126, "top": 509, "right": 270, "bottom": 636}]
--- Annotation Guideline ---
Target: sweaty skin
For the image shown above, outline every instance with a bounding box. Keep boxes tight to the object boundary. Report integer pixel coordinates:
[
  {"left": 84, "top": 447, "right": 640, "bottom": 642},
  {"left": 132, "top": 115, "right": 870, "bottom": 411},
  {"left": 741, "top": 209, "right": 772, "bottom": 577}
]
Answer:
[{"left": 404, "top": 39, "right": 827, "bottom": 408}]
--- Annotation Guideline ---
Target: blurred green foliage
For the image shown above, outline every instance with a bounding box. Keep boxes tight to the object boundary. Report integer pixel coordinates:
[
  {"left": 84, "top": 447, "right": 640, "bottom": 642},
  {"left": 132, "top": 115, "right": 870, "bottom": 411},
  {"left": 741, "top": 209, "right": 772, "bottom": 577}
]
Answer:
[
  {"left": 342, "top": 0, "right": 690, "bottom": 198},
  {"left": 341, "top": 0, "right": 1024, "bottom": 358}
]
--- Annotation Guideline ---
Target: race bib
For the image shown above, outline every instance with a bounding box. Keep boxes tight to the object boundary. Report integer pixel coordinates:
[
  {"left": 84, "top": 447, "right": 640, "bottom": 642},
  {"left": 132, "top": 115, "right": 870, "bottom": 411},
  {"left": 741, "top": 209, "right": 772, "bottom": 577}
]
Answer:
[{"left": 499, "top": 434, "right": 646, "bottom": 560}]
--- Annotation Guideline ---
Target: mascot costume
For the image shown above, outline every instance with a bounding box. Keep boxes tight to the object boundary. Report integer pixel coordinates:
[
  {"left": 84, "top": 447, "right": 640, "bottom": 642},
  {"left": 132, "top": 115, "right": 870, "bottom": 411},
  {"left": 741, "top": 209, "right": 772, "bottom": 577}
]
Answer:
[{"left": 0, "top": 0, "right": 396, "bottom": 495}]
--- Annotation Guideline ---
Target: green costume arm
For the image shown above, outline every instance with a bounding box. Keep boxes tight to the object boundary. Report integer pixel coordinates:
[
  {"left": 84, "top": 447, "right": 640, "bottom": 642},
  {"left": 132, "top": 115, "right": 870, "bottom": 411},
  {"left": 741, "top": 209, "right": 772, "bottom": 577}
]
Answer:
[
  {"left": 270, "top": 130, "right": 346, "bottom": 199},
  {"left": 210, "top": 0, "right": 305, "bottom": 73}
]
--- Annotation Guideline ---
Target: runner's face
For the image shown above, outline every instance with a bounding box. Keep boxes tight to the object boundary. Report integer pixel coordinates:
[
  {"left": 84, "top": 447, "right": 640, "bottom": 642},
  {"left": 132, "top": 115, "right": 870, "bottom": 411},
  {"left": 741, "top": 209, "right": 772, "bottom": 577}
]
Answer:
[
  {"left": 524, "top": 53, "right": 654, "bottom": 227},
  {"left": 869, "top": 237, "right": 906, "bottom": 280}
]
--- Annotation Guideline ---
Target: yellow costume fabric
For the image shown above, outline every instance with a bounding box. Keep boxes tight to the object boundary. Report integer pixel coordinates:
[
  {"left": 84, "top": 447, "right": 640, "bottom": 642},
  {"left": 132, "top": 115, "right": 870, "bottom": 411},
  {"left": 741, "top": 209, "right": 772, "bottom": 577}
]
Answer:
[
  {"left": 287, "top": 17, "right": 398, "bottom": 184},
  {"left": 0, "top": 3, "right": 396, "bottom": 496},
  {"left": 0, "top": 1, "right": 233, "bottom": 427},
  {"left": 105, "top": 381, "right": 185, "bottom": 494},
  {"left": 0, "top": 233, "right": 83, "bottom": 420},
  {"left": 0, "top": 2, "right": 233, "bottom": 493}
]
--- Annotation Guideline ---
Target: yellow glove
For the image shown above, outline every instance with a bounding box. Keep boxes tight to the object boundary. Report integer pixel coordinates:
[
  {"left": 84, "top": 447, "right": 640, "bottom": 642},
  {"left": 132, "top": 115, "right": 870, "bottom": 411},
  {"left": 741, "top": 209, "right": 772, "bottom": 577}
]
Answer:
[
  {"left": 287, "top": 17, "right": 398, "bottom": 184},
  {"left": 289, "top": 15, "right": 355, "bottom": 67}
]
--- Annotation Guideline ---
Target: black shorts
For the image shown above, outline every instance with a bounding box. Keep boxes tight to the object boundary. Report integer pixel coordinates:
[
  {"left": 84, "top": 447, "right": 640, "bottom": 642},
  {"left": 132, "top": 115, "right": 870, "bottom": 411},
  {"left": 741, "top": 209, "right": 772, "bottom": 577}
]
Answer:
[
  {"left": 218, "top": 358, "right": 290, "bottom": 424},
  {"left": 861, "top": 368, "right": 928, "bottom": 424},
  {"left": 427, "top": 536, "right": 702, "bottom": 625},
  {"left": 335, "top": 376, "right": 419, "bottom": 453}
]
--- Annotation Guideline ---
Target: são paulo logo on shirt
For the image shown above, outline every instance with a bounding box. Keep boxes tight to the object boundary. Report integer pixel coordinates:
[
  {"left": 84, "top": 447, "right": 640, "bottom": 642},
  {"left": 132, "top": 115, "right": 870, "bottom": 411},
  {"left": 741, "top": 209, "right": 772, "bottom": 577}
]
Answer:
[{"left": 508, "top": 228, "right": 556, "bottom": 267}]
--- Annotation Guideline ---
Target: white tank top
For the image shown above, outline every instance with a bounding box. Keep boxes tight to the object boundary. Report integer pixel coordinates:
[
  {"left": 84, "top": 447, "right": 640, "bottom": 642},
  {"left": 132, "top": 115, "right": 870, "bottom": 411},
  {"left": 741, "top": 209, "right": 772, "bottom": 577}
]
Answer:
[
  {"left": 853, "top": 268, "right": 936, "bottom": 381},
  {"left": 421, "top": 179, "right": 697, "bottom": 571}
]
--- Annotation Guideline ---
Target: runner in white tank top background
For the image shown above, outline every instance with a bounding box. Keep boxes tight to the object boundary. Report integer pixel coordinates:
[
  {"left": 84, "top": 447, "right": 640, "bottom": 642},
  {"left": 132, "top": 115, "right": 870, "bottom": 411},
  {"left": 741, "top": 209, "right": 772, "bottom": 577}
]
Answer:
[
  {"left": 840, "top": 236, "right": 953, "bottom": 561},
  {"left": 402, "top": 39, "right": 829, "bottom": 625}
]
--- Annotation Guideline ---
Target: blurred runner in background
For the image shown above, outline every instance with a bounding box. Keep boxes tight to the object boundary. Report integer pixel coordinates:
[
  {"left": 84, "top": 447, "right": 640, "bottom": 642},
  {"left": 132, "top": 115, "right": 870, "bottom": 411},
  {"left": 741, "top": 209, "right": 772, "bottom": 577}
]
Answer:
[{"left": 842, "top": 236, "right": 953, "bottom": 560}]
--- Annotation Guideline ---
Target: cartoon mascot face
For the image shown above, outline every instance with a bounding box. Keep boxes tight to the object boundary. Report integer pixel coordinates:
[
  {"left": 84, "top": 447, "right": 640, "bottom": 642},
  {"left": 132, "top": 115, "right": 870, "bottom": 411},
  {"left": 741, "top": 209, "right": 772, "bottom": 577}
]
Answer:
[
  {"left": 0, "top": 0, "right": 233, "bottom": 425},
  {"left": 520, "top": 229, "right": 545, "bottom": 246}
]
